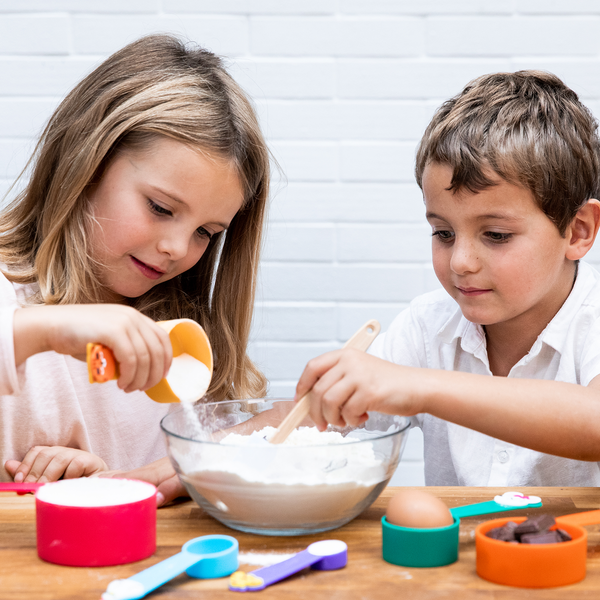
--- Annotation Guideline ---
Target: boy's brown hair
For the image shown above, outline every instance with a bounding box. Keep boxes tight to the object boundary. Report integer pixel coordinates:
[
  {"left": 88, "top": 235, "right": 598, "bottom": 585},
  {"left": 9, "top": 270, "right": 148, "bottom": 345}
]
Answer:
[{"left": 415, "top": 70, "right": 600, "bottom": 235}]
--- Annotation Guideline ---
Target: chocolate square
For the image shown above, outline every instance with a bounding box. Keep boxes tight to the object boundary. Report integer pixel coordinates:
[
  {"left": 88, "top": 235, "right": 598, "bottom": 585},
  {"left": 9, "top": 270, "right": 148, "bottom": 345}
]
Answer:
[
  {"left": 514, "top": 515, "right": 556, "bottom": 540},
  {"left": 520, "top": 530, "right": 562, "bottom": 544}
]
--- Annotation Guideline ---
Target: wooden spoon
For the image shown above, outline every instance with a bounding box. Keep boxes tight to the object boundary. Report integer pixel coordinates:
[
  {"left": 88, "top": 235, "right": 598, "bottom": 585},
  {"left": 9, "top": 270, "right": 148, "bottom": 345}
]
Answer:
[{"left": 269, "top": 320, "right": 381, "bottom": 445}]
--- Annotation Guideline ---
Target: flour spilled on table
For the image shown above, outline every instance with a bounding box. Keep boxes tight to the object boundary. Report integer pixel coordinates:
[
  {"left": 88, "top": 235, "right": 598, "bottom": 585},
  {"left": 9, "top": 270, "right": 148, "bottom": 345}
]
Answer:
[{"left": 238, "top": 552, "right": 296, "bottom": 567}]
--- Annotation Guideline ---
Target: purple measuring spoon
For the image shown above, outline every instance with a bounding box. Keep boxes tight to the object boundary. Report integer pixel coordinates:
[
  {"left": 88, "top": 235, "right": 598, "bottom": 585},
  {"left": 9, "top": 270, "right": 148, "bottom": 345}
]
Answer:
[{"left": 229, "top": 540, "right": 347, "bottom": 592}]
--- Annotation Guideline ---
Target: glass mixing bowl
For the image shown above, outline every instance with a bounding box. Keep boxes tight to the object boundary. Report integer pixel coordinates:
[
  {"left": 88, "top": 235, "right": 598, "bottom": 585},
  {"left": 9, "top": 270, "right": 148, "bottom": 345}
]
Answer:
[{"left": 161, "top": 398, "right": 410, "bottom": 536}]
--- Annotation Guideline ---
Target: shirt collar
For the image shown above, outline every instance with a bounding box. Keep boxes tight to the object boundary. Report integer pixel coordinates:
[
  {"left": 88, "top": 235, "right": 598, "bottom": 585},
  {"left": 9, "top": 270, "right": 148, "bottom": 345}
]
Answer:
[{"left": 436, "top": 261, "right": 597, "bottom": 358}]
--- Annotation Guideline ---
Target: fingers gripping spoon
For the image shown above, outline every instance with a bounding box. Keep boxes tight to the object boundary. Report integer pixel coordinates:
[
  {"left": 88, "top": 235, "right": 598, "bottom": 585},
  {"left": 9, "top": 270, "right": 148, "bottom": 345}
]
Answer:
[{"left": 269, "top": 320, "right": 381, "bottom": 445}]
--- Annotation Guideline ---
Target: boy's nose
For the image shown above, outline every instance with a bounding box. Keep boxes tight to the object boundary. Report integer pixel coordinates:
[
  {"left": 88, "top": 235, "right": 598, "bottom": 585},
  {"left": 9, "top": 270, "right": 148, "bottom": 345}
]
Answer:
[{"left": 450, "top": 239, "right": 479, "bottom": 274}]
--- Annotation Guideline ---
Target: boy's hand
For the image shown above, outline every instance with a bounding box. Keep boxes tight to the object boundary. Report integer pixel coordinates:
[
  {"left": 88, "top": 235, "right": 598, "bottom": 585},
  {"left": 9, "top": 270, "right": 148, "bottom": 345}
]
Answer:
[
  {"left": 295, "top": 349, "right": 422, "bottom": 430},
  {"left": 4, "top": 446, "right": 108, "bottom": 483},
  {"left": 97, "top": 457, "right": 188, "bottom": 507},
  {"left": 13, "top": 304, "right": 173, "bottom": 393}
]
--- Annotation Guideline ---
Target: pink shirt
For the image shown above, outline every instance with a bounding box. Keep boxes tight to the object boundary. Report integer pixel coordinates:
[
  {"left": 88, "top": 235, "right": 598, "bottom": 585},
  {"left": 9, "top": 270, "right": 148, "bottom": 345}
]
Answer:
[{"left": 0, "top": 272, "right": 170, "bottom": 481}]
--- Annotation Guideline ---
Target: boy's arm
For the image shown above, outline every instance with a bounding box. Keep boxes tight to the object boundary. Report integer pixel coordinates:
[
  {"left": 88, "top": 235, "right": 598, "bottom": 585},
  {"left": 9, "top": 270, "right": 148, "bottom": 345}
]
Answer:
[{"left": 296, "top": 349, "right": 600, "bottom": 462}]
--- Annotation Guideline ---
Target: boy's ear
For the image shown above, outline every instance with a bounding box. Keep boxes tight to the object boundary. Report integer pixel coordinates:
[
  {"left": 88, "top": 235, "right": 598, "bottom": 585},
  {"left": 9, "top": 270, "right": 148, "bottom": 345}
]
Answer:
[{"left": 566, "top": 199, "right": 600, "bottom": 260}]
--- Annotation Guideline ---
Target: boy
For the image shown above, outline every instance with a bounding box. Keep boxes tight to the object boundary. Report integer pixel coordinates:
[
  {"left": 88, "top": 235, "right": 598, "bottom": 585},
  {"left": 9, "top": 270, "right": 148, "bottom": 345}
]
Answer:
[{"left": 295, "top": 70, "right": 600, "bottom": 486}]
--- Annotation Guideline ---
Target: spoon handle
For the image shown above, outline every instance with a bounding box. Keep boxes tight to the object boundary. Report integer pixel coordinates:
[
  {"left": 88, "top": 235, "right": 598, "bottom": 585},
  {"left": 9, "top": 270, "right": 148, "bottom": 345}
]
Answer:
[{"left": 269, "top": 320, "right": 381, "bottom": 445}]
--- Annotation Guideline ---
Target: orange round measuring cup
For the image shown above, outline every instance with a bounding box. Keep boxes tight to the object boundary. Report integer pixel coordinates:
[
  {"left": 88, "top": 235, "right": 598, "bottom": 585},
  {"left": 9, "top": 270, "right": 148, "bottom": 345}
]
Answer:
[{"left": 476, "top": 509, "right": 600, "bottom": 588}]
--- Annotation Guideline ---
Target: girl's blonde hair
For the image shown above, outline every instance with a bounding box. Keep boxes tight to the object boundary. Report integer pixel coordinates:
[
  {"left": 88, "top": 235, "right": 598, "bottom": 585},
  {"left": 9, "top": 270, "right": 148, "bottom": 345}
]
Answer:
[{"left": 0, "top": 34, "right": 269, "bottom": 401}]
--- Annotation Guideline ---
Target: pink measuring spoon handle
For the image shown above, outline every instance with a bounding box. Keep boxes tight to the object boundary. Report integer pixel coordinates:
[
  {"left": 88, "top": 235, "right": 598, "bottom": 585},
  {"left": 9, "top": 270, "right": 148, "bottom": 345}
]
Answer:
[
  {"left": 0, "top": 482, "right": 44, "bottom": 494},
  {"left": 557, "top": 509, "right": 600, "bottom": 527}
]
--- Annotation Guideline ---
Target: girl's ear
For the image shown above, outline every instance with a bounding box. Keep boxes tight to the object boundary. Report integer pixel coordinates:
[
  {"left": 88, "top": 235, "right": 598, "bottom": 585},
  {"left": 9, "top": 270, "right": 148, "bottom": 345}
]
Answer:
[{"left": 566, "top": 199, "right": 600, "bottom": 260}]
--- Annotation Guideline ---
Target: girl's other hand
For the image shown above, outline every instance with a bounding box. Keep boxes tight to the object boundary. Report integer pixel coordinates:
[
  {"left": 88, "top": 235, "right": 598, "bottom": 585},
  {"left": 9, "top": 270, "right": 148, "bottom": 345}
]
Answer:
[
  {"left": 13, "top": 304, "right": 173, "bottom": 393},
  {"left": 97, "top": 457, "right": 188, "bottom": 507},
  {"left": 4, "top": 446, "right": 108, "bottom": 483}
]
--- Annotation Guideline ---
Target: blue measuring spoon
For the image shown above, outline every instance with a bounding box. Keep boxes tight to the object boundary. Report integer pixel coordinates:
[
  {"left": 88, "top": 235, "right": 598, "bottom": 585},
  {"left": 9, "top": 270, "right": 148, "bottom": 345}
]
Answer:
[
  {"left": 229, "top": 539, "right": 347, "bottom": 592},
  {"left": 101, "top": 534, "right": 238, "bottom": 600}
]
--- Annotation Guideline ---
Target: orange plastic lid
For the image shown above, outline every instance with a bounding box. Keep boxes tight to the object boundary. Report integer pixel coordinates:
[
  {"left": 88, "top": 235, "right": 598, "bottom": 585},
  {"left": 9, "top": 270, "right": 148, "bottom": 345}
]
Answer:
[{"left": 86, "top": 343, "right": 119, "bottom": 383}]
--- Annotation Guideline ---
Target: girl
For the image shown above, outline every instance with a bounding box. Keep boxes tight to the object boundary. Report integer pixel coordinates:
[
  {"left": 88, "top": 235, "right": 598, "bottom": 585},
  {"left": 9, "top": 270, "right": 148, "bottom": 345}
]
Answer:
[{"left": 1, "top": 34, "right": 270, "bottom": 489}]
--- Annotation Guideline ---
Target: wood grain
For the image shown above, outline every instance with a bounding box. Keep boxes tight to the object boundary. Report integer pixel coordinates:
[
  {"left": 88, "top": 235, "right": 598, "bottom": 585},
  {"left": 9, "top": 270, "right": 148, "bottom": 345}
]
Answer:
[{"left": 2, "top": 487, "right": 600, "bottom": 599}]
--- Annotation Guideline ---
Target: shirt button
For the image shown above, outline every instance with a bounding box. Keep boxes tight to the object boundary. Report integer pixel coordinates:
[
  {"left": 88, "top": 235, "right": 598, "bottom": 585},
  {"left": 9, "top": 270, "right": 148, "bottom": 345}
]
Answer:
[{"left": 498, "top": 450, "right": 509, "bottom": 463}]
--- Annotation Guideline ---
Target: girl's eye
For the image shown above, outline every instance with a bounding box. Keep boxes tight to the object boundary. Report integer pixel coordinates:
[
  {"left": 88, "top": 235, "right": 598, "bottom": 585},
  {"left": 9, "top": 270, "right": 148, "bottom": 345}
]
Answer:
[
  {"left": 485, "top": 231, "right": 512, "bottom": 243},
  {"left": 432, "top": 230, "right": 454, "bottom": 243},
  {"left": 196, "top": 226, "right": 213, "bottom": 241},
  {"left": 148, "top": 199, "right": 172, "bottom": 217}
]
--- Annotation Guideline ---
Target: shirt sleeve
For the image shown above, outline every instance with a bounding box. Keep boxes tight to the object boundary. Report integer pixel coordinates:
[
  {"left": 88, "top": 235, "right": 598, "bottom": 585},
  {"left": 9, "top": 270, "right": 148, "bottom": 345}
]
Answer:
[
  {"left": 0, "top": 272, "right": 20, "bottom": 396},
  {"left": 579, "top": 314, "right": 600, "bottom": 387},
  {"left": 369, "top": 303, "right": 429, "bottom": 368}
]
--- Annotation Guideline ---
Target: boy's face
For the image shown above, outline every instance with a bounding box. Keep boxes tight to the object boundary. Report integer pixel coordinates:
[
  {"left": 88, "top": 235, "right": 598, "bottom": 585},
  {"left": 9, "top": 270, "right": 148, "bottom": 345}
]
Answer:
[
  {"left": 423, "top": 162, "right": 577, "bottom": 330},
  {"left": 88, "top": 137, "right": 243, "bottom": 301}
]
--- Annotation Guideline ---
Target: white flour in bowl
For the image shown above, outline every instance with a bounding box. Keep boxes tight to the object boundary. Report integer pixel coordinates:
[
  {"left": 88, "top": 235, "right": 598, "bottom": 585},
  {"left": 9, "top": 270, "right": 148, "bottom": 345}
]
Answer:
[{"left": 172, "top": 425, "right": 390, "bottom": 529}]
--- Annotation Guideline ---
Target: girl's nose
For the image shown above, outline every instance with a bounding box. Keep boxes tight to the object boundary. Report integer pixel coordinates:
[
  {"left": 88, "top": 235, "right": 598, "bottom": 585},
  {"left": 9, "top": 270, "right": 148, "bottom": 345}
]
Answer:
[
  {"left": 157, "top": 230, "right": 190, "bottom": 261},
  {"left": 450, "top": 239, "right": 479, "bottom": 275}
]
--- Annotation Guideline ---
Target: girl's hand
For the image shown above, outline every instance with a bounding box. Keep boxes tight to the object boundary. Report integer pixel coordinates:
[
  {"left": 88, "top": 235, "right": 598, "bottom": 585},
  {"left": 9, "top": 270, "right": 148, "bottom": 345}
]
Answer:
[
  {"left": 294, "top": 349, "right": 423, "bottom": 430},
  {"left": 4, "top": 446, "right": 108, "bottom": 483},
  {"left": 97, "top": 457, "right": 188, "bottom": 507},
  {"left": 13, "top": 304, "right": 172, "bottom": 393}
]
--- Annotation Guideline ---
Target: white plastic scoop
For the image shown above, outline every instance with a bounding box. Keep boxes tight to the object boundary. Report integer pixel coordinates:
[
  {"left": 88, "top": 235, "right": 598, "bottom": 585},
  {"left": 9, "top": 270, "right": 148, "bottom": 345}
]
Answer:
[{"left": 269, "top": 320, "right": 381, "bottom": 445}]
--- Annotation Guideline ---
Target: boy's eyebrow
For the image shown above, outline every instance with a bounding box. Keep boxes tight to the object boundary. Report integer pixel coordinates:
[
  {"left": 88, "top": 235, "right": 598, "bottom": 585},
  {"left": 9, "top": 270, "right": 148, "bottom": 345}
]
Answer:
[{"left": 426, "top": 211, "right": 524, "bottom": 223}]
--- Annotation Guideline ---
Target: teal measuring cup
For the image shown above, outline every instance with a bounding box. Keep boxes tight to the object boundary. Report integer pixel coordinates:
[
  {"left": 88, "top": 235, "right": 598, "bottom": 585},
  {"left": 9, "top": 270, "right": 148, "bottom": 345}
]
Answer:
[{"left": 382, "top": 492, "right": 542, "bottom": 568}]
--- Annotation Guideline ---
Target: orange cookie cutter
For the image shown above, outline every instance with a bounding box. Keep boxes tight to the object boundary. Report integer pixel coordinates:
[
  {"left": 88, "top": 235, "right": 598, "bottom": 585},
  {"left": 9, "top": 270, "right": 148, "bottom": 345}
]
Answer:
[{"left": 476, "top": 509, "right": 600, "bottom": 588}]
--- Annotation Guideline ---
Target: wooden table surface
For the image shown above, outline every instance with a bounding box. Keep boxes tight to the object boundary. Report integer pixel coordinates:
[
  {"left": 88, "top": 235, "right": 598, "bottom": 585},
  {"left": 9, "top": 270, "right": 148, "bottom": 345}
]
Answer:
[{"left": 3, "top": 486, "right": 600, "bottom": 599}]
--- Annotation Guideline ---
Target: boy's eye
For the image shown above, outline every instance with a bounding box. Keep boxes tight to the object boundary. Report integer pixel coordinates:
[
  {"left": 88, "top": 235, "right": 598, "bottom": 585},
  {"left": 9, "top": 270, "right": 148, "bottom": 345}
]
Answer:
[
  {"left": 432, "top": 230, "right": 454, "bottom": 243},
  {"left": 148, "top": 199, "right": 172, "bottom": 216},
  {"left": 485, "top": 231, "right": 512, "bottom": 243}
]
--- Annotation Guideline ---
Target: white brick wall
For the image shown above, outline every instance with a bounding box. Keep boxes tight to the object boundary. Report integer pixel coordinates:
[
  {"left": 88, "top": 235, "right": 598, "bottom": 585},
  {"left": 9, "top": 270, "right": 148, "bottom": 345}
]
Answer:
[{"left": 4, "top": 1, "right": 600, "bottom": 486}]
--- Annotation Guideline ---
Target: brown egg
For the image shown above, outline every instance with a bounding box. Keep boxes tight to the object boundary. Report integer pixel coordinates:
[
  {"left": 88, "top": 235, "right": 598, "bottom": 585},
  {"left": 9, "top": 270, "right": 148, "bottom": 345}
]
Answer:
[{"left": 386, "top": 490, "right": 454, "bottom": 529}]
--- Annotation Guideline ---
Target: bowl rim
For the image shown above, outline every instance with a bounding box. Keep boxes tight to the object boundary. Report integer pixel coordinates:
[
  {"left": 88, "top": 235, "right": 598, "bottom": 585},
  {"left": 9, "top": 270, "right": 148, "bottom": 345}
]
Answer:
[{"left": 160, "top": 398, "right": 411, "bottom": 447}]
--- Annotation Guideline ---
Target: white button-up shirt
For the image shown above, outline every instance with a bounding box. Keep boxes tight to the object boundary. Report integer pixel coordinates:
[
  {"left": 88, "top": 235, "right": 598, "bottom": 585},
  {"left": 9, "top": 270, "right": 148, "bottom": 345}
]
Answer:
[{"left": 370, "top": 260, "right": 600, "bottom": 487}]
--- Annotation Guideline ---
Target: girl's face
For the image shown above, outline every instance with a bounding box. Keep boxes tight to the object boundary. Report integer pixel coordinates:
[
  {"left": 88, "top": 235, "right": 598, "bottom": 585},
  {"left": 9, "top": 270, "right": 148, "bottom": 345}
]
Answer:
[
  {"left": 89, "top": 137, "right": 243, "bottom": 301},
  {"left": 423, "top": 162, "right": 576, "bottom": 334}
]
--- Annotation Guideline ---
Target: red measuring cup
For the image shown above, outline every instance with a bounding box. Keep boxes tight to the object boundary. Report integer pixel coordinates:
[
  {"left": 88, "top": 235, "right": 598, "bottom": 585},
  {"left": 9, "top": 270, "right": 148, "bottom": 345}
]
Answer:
[
  {"left": 0, "top": 478, "right": 156, "bottom": 567},
  {"left": 476, "top": 509, "right": 600, "bottom": 588}
]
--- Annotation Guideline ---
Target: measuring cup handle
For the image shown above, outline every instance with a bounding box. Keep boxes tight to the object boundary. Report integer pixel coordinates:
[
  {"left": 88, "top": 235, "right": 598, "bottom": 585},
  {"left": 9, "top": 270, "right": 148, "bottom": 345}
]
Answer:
[
  {"left": 558, "top": 509, "right": 600, "bottom": 527},
  {"left": 0, "top": 482, "right": 44, "bottom": 494},
  {"left": 128, "top": 551, "right": 204, "bottom": 597},
  {"left": 250, "top": 550, "right": 320, "bottom": 589}
]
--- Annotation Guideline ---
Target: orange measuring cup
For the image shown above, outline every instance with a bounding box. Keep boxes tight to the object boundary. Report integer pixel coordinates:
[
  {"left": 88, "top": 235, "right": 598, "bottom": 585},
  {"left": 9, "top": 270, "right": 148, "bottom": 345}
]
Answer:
[
  {"left": 475, "top": 509, "right": 600, "bottom": 588},
  {"left": 86, "top": 318, "right": 213, "bottom": 403}
]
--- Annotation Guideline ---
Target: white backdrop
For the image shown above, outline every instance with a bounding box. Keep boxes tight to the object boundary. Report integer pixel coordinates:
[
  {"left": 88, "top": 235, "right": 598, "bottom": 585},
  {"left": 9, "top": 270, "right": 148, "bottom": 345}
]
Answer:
[{"left": 3, "top": 1, "right": 600, "bottom": 485}]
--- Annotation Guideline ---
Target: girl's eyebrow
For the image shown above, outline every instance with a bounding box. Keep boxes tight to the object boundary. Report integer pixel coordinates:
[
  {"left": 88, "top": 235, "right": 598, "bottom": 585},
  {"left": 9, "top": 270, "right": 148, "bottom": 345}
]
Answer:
[{"left": 149, "top": 184, "right": 184, "bottom": 205}]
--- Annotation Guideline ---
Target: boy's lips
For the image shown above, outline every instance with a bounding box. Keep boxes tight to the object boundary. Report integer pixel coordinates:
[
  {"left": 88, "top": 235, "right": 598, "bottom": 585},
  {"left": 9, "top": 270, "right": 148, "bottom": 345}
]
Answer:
[
  {"left": 131, "top": 256, "right": 166, "bottom": 280},
  {"left": 457, "top": 286, "right": 492, "bottom": 297}
]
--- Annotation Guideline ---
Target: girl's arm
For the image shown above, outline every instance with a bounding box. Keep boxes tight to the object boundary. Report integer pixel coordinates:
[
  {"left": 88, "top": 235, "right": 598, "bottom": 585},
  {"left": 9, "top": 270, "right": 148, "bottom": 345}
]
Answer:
[
  {"left": 13, "top": 304, "right": 172, "bottom": 393},
  {"left": 296, "top": 348, "right": 600, "bottom": 462}
]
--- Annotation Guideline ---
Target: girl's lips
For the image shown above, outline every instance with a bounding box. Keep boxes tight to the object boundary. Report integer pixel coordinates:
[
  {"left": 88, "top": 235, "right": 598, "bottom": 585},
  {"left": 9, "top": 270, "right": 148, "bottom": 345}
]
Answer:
[
  {"left": 457, "top": 286, "right": 492, "bottom": 297},
  {"left": 131, "top": 256, "right": 164, "bottom": 280}
]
